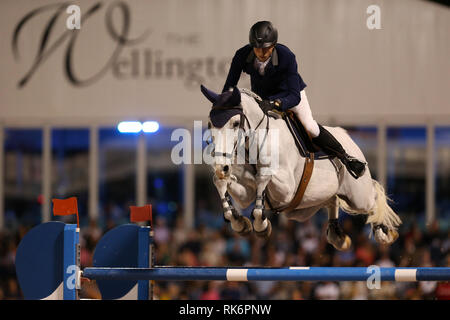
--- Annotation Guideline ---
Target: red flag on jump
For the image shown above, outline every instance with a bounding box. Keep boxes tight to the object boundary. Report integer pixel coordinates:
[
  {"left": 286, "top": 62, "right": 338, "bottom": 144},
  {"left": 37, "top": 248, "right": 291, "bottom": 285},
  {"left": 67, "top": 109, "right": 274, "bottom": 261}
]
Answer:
[
  {"left": 52, "top": 197, "right": 79, "bottom": 227},
  {"left": 130, "top": 205, "right": 152, "bottom": 224}
]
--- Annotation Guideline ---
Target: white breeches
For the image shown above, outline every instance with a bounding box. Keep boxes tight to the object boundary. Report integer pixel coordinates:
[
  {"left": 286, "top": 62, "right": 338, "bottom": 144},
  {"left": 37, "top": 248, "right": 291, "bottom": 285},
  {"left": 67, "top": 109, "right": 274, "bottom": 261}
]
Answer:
[{"left": 291, "top": 90, "right": 320, "bottom": 138}]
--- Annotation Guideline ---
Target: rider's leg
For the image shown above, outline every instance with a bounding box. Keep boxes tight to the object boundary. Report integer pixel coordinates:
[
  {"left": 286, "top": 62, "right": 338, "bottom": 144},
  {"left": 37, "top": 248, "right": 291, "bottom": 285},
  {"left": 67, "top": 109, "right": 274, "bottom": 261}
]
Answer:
[
  {"left": 291, "top": 90, "right": 366, "bottom": 179},
  {"left": 291, "top": 90, "right": 321, "bottom": 138}
]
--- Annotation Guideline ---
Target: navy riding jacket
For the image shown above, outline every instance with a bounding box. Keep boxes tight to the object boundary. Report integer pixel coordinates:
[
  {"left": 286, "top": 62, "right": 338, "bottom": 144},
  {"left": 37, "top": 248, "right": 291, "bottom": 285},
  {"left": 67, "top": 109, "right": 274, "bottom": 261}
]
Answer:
[{"left": 222, "top": 43, "right": 307, "bottom": 111}]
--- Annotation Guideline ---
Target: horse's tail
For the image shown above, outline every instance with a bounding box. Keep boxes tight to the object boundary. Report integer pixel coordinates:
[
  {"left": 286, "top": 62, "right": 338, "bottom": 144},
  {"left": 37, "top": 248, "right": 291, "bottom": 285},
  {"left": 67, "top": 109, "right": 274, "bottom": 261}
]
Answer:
[{"left": 367, "top": 180, "right": 402, "bottom": 230}]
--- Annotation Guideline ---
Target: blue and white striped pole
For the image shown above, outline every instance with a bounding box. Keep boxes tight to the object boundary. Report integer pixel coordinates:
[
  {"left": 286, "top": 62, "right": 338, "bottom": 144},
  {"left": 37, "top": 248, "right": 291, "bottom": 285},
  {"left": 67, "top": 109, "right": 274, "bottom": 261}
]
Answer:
[{"left": 82, "top": 267, "right": 450, "bottom": 282}]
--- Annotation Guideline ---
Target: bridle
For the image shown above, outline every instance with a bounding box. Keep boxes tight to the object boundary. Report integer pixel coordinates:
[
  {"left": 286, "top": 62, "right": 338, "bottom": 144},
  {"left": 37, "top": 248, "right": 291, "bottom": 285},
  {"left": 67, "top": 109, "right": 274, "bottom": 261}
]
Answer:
[{"left": 208, "top": 98, "right": 270, "bottom": 164}]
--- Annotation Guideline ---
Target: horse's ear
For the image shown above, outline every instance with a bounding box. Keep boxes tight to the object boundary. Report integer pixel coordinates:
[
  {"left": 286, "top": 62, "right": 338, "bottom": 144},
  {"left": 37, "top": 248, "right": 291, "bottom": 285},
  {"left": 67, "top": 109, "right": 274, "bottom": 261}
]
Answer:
[
  {"left": 200, "top": 85, "right": 219, "bottom": 104},
  {"left": 230, "top": 86, "right": 241, "bottom": 105}
]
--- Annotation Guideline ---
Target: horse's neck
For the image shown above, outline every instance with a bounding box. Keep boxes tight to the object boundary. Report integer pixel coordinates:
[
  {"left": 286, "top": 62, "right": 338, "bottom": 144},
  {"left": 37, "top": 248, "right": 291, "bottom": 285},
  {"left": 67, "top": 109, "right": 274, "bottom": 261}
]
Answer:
[
  {"left": 242, "top": 95, "right": 305, "bottom": 176},
  {"left": 242, "top": 96, "right": 296, "bottom": 153},
  {"left": 242, "top": 98, "right": 265, "bottom": 127}
]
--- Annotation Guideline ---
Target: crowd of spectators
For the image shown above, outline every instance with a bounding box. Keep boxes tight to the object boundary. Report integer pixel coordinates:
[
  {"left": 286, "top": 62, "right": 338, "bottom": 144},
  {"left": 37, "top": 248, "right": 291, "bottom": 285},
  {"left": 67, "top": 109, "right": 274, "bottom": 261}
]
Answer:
[{"left": 1, "top": 207, "right": 449, "bottom": 300}]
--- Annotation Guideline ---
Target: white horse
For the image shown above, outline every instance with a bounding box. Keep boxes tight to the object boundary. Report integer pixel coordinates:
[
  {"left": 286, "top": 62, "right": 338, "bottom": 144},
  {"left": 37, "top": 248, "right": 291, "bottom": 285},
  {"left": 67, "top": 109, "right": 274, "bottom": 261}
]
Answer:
[{"left": 201, "top": 85, "right": 401, "bottom": 250}]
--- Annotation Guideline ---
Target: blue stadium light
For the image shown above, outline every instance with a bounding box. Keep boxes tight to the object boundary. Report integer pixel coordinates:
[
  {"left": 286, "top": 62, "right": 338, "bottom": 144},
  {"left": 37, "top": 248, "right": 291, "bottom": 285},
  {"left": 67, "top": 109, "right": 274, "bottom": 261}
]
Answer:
[
  {"left": 143, "top": 121, "right": 160, "bottom": 133},
  {"left": 117, "top": 121, "right": 142, "bottom": 133}
]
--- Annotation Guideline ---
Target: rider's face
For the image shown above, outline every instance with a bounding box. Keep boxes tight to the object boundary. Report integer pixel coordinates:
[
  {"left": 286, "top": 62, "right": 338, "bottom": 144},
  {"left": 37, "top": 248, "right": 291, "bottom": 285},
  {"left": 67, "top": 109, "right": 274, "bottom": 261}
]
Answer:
[{"left": 253, "top": 45, "right": 274, "bottom": 62}]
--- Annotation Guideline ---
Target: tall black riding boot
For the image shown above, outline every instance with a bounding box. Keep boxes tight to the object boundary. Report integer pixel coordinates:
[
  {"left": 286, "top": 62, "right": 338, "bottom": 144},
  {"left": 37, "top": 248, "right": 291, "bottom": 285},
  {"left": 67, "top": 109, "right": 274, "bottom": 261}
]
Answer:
[{"left": 312, "top": 125, "right": 366, "bottom": 179}]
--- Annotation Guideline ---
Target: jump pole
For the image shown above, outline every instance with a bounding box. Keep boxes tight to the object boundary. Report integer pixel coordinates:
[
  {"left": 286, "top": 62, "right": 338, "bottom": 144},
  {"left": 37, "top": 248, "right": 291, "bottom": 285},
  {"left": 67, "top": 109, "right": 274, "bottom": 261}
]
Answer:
[
  {"left": 14, "top": 198, "right": 450, "bottom": 300},
  {"left": 82, "top": 266, "right": 450, "bottom": 282}
]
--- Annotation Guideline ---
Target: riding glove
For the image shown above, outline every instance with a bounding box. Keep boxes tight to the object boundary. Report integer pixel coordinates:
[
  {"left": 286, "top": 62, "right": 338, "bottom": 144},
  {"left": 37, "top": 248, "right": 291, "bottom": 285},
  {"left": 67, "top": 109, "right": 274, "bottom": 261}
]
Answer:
[{"left": 259, "top": 100, "right": 276, "bottom": 113}]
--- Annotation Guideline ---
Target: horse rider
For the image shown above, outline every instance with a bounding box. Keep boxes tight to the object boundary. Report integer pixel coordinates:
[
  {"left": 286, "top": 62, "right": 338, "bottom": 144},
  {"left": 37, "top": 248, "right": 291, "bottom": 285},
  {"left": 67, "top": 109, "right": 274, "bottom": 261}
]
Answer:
[{"left": 222, "top": 20, "right": 366, "bottom": 179}]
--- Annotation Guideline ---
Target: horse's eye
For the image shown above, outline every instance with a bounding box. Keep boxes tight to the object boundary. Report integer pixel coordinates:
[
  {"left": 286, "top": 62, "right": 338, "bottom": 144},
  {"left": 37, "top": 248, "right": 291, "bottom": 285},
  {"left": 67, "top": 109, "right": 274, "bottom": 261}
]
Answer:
[{"left": 233, "top": 121, "right": 240, "bottom": 128}]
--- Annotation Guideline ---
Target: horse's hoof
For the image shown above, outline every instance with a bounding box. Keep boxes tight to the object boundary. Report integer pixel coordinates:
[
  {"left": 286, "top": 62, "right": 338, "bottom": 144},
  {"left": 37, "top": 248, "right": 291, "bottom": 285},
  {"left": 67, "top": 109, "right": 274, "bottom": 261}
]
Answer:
[
  {"left": 327, "top": 225, "right": 352, "bottom": 251},
  {"left": 235, "top": 216, "right": 253, "bottom": 236},
  {"left": 382, "top": 229, "right": 399, "bottom": 245},
  {"left": 254, "top": 219, "right": 272, "bottom": 240},
  {"left": 389, "top": 229, "right": 399, "bottom": 243},
  {"left": 373, "top": 225, "right": 398, "bottom": 245},
  {"left": 331, "top": 234, "right": 352, "bottom": 251}
]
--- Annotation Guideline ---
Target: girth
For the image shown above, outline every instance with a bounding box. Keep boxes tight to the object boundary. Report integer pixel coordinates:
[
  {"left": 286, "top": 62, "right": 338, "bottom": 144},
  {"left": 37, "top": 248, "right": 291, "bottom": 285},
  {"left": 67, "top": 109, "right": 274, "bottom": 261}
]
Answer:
[{"left": 264, "top": 109, "right": 316, "bottom": 214}]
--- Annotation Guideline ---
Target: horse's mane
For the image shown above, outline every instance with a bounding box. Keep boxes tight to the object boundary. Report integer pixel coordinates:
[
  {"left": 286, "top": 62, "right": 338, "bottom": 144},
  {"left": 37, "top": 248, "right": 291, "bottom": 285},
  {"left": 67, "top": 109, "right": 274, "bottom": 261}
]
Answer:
[{"left": 239, "top": 88, "right": 262, "bottom": 103}]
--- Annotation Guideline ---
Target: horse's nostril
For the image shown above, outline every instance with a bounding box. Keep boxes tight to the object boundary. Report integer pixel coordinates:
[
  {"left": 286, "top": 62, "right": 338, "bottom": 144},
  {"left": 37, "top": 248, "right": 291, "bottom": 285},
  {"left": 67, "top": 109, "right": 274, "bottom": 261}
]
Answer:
[{"left": 223, "top": 165, "right": 229, "bottom": 173}]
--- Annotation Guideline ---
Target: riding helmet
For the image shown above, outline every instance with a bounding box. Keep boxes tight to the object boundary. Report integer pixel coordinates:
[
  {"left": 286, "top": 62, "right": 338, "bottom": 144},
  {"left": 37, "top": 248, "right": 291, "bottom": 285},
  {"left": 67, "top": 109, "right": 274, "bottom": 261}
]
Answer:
[{"left": 249, "top": 21, "right": 278, "bottom": 48}]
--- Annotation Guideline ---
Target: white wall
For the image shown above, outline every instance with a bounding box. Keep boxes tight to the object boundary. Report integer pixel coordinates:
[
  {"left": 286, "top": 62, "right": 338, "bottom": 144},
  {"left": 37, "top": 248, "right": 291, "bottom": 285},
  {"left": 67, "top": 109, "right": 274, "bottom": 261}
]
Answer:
[{"left": 0, "top": 0, "right": 449, "bottom": 126}]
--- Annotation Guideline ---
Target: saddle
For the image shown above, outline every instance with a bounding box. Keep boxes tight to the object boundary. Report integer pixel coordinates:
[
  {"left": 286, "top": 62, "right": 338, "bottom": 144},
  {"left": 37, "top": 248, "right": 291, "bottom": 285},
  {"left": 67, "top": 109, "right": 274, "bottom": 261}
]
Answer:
[
  {"left": 265, "top": 109, "right": 333, "bottom": 214},
  {"left": 281, "top": 110, "right": 332, "bottom": 160}
]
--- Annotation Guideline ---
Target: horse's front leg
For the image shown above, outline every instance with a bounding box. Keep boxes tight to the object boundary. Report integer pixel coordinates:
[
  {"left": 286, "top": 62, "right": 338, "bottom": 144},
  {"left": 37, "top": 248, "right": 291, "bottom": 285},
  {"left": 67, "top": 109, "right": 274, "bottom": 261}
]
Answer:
[
  {"left": 213, "top": 175, "right": 253, "bottom": 236},
  {"left": 251, "top": 173, "right": 272, "bottom": 240}
]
